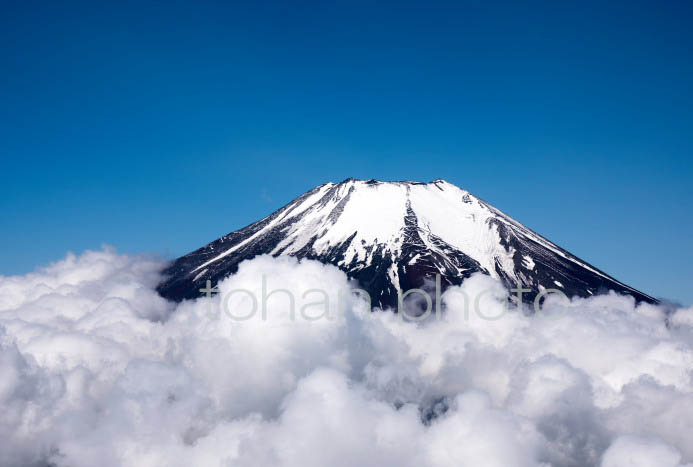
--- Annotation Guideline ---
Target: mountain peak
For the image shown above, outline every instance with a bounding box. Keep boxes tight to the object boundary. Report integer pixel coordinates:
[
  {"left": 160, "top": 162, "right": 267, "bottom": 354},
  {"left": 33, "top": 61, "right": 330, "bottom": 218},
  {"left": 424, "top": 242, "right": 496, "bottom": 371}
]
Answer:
[
  {"left": 157, "top": 180, "right": 656, "bottom": 307},
  {"left": 336, "top": 177, "right": 456, "bottom": 187}
]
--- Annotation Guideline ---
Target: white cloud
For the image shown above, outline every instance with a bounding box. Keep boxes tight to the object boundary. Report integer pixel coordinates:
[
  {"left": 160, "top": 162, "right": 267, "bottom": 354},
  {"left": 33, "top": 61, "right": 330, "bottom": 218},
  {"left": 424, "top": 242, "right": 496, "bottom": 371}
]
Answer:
[
  {"left": 0, "top": 249, "right": 692, "bottom": 466},
  {"left": 600, "top": 435, "right": 692, "bottom": 467}
]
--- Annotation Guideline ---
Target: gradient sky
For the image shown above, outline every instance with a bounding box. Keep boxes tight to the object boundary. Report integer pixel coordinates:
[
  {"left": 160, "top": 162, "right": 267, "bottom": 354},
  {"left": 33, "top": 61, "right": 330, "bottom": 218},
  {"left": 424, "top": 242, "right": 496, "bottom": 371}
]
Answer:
[{"left": 2, "top": 0, "right": 692, "bottom": 304}]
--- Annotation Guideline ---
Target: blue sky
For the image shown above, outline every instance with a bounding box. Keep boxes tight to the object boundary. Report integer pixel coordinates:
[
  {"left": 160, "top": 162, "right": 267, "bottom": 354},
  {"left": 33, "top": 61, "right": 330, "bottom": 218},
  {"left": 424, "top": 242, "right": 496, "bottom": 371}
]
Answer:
[{"left": 1, "top": 0, "right": 692, "bottom": 304}]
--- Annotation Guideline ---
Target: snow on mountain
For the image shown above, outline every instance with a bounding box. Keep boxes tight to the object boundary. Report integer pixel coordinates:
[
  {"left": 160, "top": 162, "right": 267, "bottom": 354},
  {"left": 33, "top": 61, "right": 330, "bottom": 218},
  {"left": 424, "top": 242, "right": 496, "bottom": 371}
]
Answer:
[{"left": 157, "top": 178, "right": 656, "bottom": 307}]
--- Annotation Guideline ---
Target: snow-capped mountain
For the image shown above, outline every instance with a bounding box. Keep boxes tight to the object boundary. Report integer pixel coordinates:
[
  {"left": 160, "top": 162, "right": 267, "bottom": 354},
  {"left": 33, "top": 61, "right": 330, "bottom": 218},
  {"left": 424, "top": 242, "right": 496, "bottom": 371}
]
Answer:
[{"left": 157, "top": 178, "right": 656, "bottom": 307}]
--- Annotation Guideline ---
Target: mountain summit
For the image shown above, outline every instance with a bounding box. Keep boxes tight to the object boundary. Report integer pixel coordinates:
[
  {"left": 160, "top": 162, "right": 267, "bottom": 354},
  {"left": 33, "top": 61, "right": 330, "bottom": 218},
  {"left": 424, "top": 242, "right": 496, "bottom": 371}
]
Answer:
[{"left": 157, "top": 178, "right": 656, "bottom": 307}]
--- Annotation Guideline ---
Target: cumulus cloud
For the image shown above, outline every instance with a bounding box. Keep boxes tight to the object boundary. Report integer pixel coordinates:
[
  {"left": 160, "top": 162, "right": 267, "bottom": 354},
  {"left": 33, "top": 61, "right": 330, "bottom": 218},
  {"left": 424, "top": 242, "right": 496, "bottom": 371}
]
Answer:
[{"left": 0, "top": 249, "right": 692, "bottom": 466}]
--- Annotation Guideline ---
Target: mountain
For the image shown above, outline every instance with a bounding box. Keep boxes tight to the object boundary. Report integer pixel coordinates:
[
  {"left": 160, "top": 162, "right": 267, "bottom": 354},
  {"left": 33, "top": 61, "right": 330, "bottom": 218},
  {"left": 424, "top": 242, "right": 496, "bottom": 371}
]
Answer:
[{"left": 157, "top": 178, "right": 656, "bottom": 307}]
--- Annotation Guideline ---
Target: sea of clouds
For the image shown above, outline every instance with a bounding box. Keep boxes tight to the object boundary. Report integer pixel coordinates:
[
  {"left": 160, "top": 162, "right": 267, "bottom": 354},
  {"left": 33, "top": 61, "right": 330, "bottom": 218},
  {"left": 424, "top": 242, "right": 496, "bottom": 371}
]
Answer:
[{"left": 1, "top": 248, "right": 692, "bottom": 467}]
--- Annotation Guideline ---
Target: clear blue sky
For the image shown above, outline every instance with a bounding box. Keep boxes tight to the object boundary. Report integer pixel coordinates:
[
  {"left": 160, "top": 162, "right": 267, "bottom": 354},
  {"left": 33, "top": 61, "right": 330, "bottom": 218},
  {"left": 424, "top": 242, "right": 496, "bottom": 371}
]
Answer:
[{"left": 2, "top": 1, "right": 692, "bottom": 304}]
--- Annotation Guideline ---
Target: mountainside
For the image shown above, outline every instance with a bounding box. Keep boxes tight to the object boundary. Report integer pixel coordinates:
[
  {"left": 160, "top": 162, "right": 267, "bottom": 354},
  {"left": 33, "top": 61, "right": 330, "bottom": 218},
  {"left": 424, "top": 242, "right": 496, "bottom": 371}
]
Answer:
[{"left": 157, "top": 178, "right": 656, "bottom": 307}]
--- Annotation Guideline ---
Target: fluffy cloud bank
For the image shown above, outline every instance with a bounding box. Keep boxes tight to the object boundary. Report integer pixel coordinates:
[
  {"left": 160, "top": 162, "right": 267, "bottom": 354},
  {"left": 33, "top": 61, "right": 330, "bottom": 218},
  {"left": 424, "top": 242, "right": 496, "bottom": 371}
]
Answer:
[{"left": 0, "top": 249, "right": 692, "bottom": 467}]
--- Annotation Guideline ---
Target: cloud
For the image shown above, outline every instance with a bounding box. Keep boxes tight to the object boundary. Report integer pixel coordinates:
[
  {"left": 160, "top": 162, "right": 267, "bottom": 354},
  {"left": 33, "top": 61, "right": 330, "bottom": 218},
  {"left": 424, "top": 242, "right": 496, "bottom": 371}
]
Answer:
[
  {"left": 600, "top": 435, "right": 693, "bottom": 467},
  {"left": 0, "top": 249, "right": 692, "bottom": 466}
]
